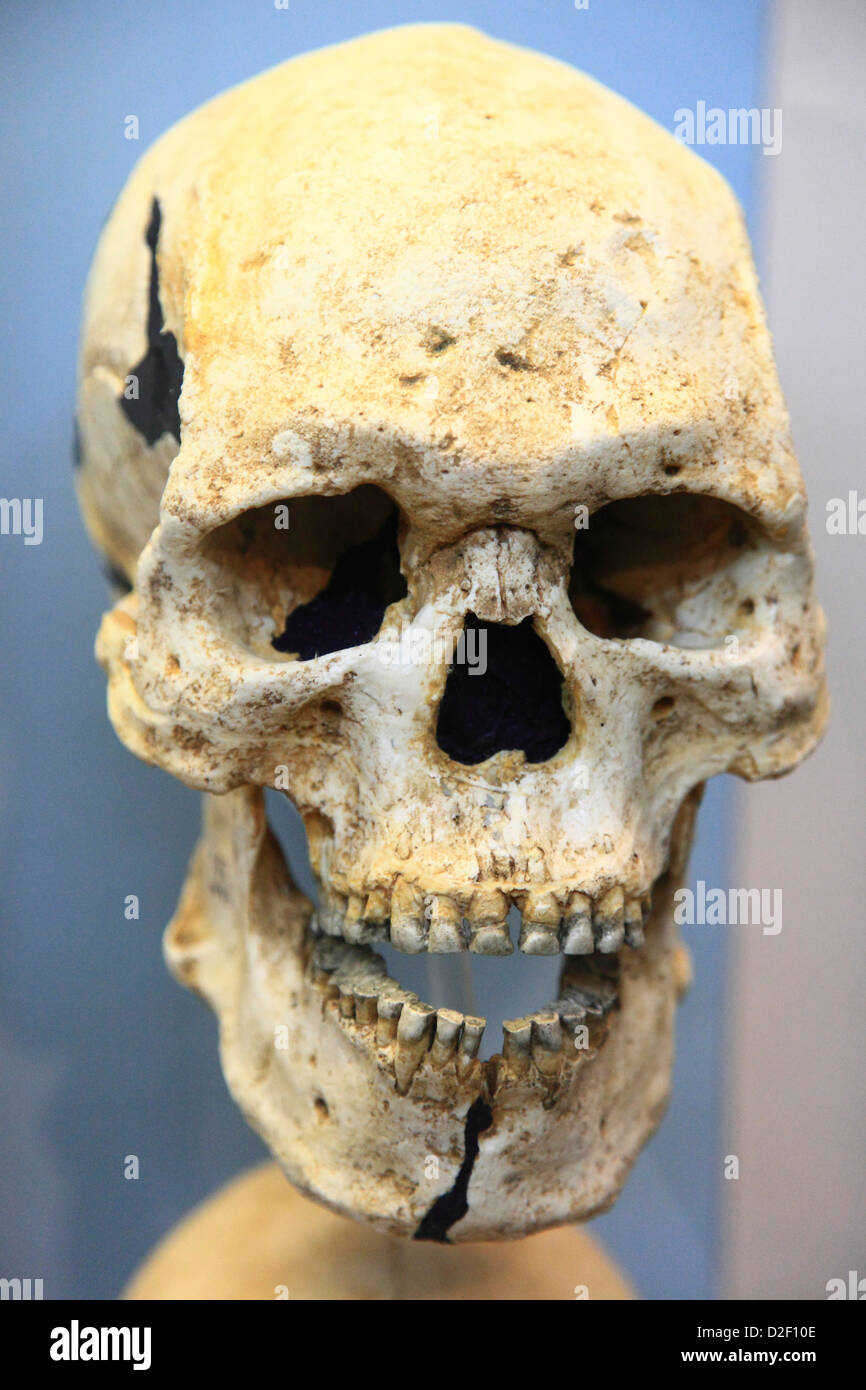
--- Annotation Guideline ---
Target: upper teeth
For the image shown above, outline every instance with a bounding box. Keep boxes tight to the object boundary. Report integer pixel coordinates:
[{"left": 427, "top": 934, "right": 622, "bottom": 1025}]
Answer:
[{"left": 315, "top": 881, "right": 652, "bottom": 955}]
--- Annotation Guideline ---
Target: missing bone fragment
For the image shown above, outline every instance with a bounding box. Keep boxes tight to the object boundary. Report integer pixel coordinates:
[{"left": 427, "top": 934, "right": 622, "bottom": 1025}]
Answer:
[
  {"left": 119, "top": 198, "right": 184, "bottom": 447},
  {"left": 436, "top": 614, "right": 570, "bottom": 765},
  {"left": 413, "top": 1097, "right": 494, "bottom": 1243},
  {"left": 272, "top": 511, "right": 406, "bottom": 658}
]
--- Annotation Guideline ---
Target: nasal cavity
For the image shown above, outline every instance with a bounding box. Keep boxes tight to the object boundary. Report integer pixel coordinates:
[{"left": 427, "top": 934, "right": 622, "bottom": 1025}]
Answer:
[{"left": 435, "top": 613, "right": 570, "bottom": 766}]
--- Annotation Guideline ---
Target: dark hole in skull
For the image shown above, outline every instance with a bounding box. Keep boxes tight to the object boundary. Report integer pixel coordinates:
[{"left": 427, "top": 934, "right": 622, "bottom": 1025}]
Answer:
[
  {"left": 119, "top": 198, "right": 184, "bottom": 447},
  {"left": 570, "top": 493, "right": 755, "bottom": 646},
  {"left": 201, "top": 485, "right": 405, "bottom": 657},
  {"left": 272, "top": 495, "right": 406, "bottom": 658},
  {"left": 436, "top": 613, "right": 570, "bottom": 766}
]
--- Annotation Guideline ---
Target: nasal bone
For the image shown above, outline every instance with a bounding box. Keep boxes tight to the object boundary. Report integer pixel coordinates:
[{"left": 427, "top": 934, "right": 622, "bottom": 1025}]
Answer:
[{"left": 458, "top": 527, "right": 542, "bottom": 625}]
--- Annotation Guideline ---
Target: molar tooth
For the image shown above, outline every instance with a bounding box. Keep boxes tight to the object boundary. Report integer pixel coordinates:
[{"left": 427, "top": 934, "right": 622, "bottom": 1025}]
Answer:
[
  {"left": 394, "top": 1002, "right": 436, "bottom": 1093},
  {"left": 624, "top": 897, "right": 645, "bottom": 949},
  {"left": 337, "top": 982, "right": 355, "bottom": 1019},
  {"left": 317, "top": 892, "right": 346, "bottom": 937},
  {"left": 466, "top": 888, "right": 511, "bottom": 955},
  {"left": 353, "top": 982, "right": 381, "bottom": 1025},
  {"left": 560, "top": 890, "right": 594, "bottom": 954},
  {"left": 531, "top": 1010, "right": 564, "bottom": 1078},
  {"left": 364, "top": 888, "right": 390, "bottom": 923},
  {"left": 502, "top": 1017, "right": 532, "bottom": 1071},
  {"left": 456, "top": 1016, "right": 485, "bottom": 1078},
  {"left": 594, "top": 885, "right": 625, "bottom": 953},
  {"left": 429, "top": 1008, "right": 463, "bottom": 1067},
  {"left": 427, "top": 895, "right": 466, "bottom": 953},
  {"left": 342, "top": 892, "right": 370, "bottom": 944},
  {"left": 390, "top": 878, "right": 427, "bottom": 953},
  {"left": 518, "top": 890, "right": 561, "bottom": 954}
]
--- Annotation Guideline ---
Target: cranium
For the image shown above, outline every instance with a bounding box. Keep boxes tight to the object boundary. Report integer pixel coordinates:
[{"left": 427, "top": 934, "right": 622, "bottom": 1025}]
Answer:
[{"left": 76, "top": 25, "right": 827, "bottom": 1241}]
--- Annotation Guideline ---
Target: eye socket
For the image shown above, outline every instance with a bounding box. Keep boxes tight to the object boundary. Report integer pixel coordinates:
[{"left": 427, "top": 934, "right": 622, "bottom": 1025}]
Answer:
[
  {"left": 200, "top": 485, "right": 406, "bottom": 657},
  {"left": 569, "top": 493, "right": 756, "bottom": 647}
]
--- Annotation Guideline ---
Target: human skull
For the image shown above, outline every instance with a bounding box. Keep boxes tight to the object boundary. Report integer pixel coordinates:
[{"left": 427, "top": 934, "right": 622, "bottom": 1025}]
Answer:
[{"left": 76, "top": 25, "right": 827, "bottom": 1241}]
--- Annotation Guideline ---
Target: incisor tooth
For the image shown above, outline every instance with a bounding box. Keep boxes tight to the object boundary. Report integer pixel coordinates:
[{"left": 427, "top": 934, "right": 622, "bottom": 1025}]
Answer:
[
  {"left": 390, "top": 878, "right": 427, "bottom": 953},
  {"left": 430, "top": 1008, "right": 463, "bottom": 1067},
  {"left": 394, "top": 1001, "right": 436, "bottom": 1093},
  {"left": 456, "top": 1016, "right": 485, "bottom": 1078},
  {"left": 595, "top": 885, "right": 625, "bottom": 953},
  {"left": 560, "top": 890, "right": 593, "bottom": 954},
  {"left": 518, "top": 890, "right": 561, "bottom": 954},
  {"left": 467, "top": 888, "right": 511, "bottom": 955},
  {"left": 427, "top": 895, "right": 466, "bottom": 953}
]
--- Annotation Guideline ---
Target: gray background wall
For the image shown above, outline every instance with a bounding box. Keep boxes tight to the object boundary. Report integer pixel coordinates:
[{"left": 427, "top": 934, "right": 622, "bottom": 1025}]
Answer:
[
  {"left": 2, "top": 0, "right": 843, "bottom": 1301},
  {"left": 723, "top": 0, "right": 866, "bottom": 1300}
]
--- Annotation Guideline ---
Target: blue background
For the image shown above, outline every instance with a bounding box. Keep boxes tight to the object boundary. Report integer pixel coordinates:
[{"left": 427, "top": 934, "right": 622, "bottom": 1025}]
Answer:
[{"left": 0, "top": 0, "right": 766, "bottom": 1299}]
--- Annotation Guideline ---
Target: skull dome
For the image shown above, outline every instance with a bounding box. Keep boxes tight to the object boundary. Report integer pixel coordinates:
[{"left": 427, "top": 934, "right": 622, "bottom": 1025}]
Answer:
[{"left": 75, "top": 24, "right": 827, "bottom": 1241}]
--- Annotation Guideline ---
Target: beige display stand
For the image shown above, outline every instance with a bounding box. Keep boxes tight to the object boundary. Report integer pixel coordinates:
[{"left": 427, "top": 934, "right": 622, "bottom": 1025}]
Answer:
[{"left": 124, "top": 1162, "right": 633, "bottom": 1301}]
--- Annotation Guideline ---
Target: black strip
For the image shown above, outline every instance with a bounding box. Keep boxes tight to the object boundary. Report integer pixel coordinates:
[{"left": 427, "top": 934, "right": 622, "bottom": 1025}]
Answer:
[
  {"left": 119, "top": 197, "right": 184, "bottom": 446},
  {"left": 413, "top": 1096, "right": 493, "bottom": 1243}
]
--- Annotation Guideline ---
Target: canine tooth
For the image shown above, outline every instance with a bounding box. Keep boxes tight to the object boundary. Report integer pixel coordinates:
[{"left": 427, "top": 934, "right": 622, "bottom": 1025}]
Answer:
[
  {"left": 624, "top": 897, "right": 645, "bottom": 949},
  {"left": 430, "top": 1008, "right": 463, "bottom": 1066},
  {"left": 531, "top": 1011, "right": 564, "bottom": 1078},
  {"left": 594, "top": 885, "right": 625, "bottom": 953},
  {"left": 337, "top": 982, "right": 355, "bottom": 1018},
  {"left": 466, "top": 888, "right": 511, "bottom": 954},
  {"left": 456, "top": 1016, "right": 485, "bottom": 1077},
  {"left": 502, "top": 1017, "right": 532, "bottom": 1069},
  {"left": 560, "top": 890, "right": 593, "bottom": 954},
  {"left": 390, "top": 878, "right": 427, "bottom": 953},
  {"left": 394, "top": 1002, "right": 436, "bottom": 1093},
  {"left": 427, "top": 896, "right": 466, "bottom": 953}
]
